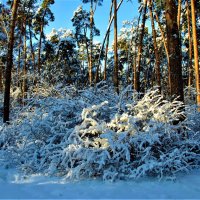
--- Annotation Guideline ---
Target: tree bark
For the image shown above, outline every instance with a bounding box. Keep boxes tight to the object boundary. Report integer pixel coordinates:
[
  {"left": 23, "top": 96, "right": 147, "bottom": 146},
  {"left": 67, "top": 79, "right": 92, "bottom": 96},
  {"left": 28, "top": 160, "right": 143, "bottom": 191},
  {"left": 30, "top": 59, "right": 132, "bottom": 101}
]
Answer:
[
  {"left": 113, "top": 0, "right": 119, "bottom": 94},
  {"left": 154, "top": 11, "right": 170, "bottom": 64},
  {"left": 191, "top": 0, "right": 200, "bottom": 107},
  {"left": 38, "top": 9, "right": 47, "bottom": 77},
  {"left": 22, "top": 18, "right": 27, "bottom": 103},
  {"left": 148, "top": 0, "right": 161, "bottom": 92},
  {"left": 132, "top": 9, "right": 142, "bottom": 89},
  {"left": 83, "top": 28, "right": 90, "bottom": 75},
  {"left": 17, "top": 33, "right": 22, "bottom": 88},
  {"left": 186, "top": 0, "right": 193, "bottom": 92},
  {"left": 165, "top": 0, "right": 184, "bottom": 102},
  {"left": 103, "top": 0, "right": 113, "bottom": 81},
  {"left": 0, "top": 60, "right": 3, "bottom": 92},
  {"left": 96, "top": 0, "right": 124, "bottom": 74},
  {"left": 89, "top": 0, "right": 94, "bottom": 85},
  {"left": 3, "top": 0, "right": 20, "bottom": 123},
  {"left": 177, "top": 0, "right": 182, "bottom": 30},
  {"left": 134, "top": 0, "right": 147, "bottom": 93},
  {"left": 29, "top": 22, "right": 36, "bottom": 81},
  {"left": 38, "top": 23, "right": 43, "bottom": 76}
]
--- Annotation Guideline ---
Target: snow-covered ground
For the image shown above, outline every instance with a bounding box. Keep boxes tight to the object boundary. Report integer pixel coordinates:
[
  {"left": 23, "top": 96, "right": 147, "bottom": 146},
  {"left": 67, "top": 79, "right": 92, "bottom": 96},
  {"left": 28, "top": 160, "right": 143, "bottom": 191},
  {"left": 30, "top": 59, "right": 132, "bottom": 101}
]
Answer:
[
  {"left": 0, "top": 168, "right": 200, "bottom": 199},
  {"left": 1, "top": 88, "right": 200, "bottom": 199}
]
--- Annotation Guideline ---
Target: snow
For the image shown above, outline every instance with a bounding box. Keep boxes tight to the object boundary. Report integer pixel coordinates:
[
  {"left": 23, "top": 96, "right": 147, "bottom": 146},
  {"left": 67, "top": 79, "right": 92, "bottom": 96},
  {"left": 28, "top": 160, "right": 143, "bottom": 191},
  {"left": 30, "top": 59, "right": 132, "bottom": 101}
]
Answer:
[
  {"left": 46, "top": 28, "right": 74, "bottom": 43},
  {"left": 1, "top": 86, "right": 200, "bottom": 198},
  {"left": 0, "top": 167, "right": 200, "bottom": 199}
]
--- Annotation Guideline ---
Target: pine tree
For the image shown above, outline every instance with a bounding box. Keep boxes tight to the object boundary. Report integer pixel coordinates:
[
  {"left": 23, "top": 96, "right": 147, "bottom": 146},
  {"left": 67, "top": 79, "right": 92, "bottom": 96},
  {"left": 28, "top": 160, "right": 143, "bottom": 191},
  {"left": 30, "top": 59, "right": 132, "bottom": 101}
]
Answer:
[
  {"left": 165, "top": 0, "right": 184, "bottom": 102},
  {"left": 3, "top": 0, "right": 20, "bottom": 123},
  {"left": 186, "top": 0, "right": 193, "bottom": 93},
  {"left": 82, "top": 0, "right": 103, "bottom": 85},
  {"left": 34, "top": 0, "right": 54, "bottom": 76},
  {"left": 191, "top": 0, "right": 200, "bottom": 107},
  {"left": 103, "top": 0, "right": 113, "bottom": 81},
  {"left": 148, "top": 0, "right": 161, "bottom": 92},
  {"left": 134, "top": 0, "right": 147, "bottom": 93},
  {"left": 113, "top": 0, "right": 119, "bottom": 94}
]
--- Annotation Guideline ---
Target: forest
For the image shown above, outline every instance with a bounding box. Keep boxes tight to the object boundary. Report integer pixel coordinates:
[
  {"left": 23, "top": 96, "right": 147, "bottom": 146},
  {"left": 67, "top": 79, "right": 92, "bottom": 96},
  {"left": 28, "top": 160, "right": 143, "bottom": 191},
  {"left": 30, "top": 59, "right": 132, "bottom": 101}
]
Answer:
[{"left": 0, "top": 0, "right": 200, "bottom": 187}]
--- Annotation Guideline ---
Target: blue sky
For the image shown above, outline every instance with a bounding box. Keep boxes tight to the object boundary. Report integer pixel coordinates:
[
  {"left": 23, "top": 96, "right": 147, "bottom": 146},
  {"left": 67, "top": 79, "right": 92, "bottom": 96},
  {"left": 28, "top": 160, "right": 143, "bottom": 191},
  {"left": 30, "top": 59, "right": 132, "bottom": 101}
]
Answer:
[{"left": 46, "top": 0, "right": 139, "bottom": 41}]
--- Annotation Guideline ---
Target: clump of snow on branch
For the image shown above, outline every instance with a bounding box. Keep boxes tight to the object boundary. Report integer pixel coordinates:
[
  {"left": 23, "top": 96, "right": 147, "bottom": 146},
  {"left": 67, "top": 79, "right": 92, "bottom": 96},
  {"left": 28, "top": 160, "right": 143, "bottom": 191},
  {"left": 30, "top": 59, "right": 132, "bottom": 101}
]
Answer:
[{"left": 46, "top": 28, "right": 75, "bottom": 44}]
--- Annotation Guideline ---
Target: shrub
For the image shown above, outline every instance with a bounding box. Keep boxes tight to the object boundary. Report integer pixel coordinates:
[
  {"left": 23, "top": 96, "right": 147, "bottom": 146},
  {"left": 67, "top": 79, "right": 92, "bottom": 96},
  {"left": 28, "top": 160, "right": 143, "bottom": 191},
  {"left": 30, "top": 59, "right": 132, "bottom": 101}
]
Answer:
[{"left": 1, "top": 87, "right": 200, "bottom": 181}]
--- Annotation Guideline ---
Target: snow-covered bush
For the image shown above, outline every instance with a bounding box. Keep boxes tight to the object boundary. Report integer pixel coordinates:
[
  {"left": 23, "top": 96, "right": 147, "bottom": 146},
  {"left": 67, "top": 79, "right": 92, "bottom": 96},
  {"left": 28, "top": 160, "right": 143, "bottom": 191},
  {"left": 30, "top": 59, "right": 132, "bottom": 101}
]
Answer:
[
  {"left": 186, "top": 104, "right": 200, "bottom": 135},
  {"left": 62, "top": 90, "right": 200, "bottom": 181},
  {"left": 1, "top": 87, "right": 200, "bottom": 181},
  {"left": 0, "top": 84, "right": 119, "bottom": 171}
]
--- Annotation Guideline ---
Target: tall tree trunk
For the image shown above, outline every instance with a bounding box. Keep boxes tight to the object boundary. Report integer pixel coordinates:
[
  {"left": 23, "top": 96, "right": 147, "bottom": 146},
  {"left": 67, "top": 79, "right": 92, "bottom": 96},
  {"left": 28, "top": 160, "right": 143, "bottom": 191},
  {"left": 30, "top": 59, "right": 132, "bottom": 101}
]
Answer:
[
  {"left": 3, "top": 0, "right": 20, "bottom": 123},
  {"left": 0, "top": 60, "right": 3, "bottom": 92},
  {"left": 186, "top": 0, "right": 193, "bottom": 92},
  {"left": 17, "top": 34, "right": 22, "bottom": 88},
  {"left": 148, "top": 0, "right": 161, "bottom": 92},
  {"left": 38, "top": 9, "right": 47, "bottom": 78},
  {"left": 177, "top": 0, "right": 182, "bottom": 30},
  {"left": 103, "top": 0, "right": 113, "bottom": 81},
  {"left": 177, "top": 0, "right": 183, "bottom": 79},
  {"left": 132, "top": 9, "right": 142, "bottom": 89},
  {"left": 95, "top": 0, "right": 114, "bottom": 83},
  {"left": 89, "top": 0, "right": 94, "bottom": 85},
  {"left": 126, "top": 47, "right": 131, "bottom": 85},
  {"left": 134, "top": 0, "right": 147, "bottom": 93},
  {"left": 17, "top": 22, "right": 23, "bottom": 88},
  {"left": 165, "top": 0, "right": 184, "bottom": 102},
  {"left": 113, "top": 0, "right": 119, "bottom": 94},
  {"left": 38, "top": 23, "right": 43, "bottom": 76},
  {"left": 96, "top": 0, "right": 124, "bottom": 74},
  {"left": 22, "top": 19, "right": 27, "bottom": 103},
  {"left": 154, "top": 11, "right": 170, "bottom": 64},
  {"left": 29, "top": 22, "right": 36, "bottom": 83},
  {"left": 83, "top": 28, "right": 90, "bottom": 75},
  {"left": 103, "top": 30, "right": 110, "bottom": 81},
  {"left": 191, "top": 0, "right": 200, "bottom": 107},
  {"left": 124, "top": 18, "right": 137, "bottom": 85}
]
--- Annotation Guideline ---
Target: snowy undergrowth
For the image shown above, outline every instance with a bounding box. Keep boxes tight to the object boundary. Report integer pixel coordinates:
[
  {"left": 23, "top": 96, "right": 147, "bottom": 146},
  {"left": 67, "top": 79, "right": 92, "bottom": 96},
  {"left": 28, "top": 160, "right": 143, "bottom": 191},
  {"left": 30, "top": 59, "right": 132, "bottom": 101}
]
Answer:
[{"left": 0, "top": 85, "right": 200, "bottom": 181}]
